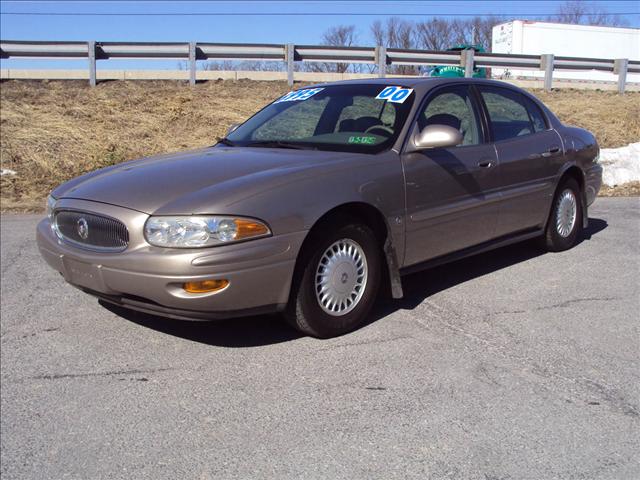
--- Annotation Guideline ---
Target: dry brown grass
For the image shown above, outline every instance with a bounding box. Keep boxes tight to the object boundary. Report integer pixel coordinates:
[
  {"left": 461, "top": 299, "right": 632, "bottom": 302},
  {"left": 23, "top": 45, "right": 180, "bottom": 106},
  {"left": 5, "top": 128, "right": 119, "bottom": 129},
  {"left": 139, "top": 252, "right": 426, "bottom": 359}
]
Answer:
[
  {"left": 599, "top": 181, "right": 640, "bottom": 197},
  {"left": 1, "top": 80, "right": 638, "bottom": 211},
  {"left": 533, "top": 89, "right": 640, "bottom": 149}
]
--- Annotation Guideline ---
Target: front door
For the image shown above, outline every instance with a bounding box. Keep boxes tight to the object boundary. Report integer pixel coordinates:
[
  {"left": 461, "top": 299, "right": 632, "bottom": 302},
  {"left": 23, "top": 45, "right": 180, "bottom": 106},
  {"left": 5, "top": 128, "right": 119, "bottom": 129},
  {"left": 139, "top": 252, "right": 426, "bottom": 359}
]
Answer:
[{"left": 401, "top": 84, "right": 500, "bottom": 267}]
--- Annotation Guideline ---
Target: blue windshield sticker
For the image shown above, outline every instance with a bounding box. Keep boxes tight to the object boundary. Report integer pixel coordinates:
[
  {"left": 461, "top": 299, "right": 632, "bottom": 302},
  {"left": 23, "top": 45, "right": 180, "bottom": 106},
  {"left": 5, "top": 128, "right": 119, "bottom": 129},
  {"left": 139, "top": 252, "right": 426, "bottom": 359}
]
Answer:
[
  {"left": 375, "top": 86, "right": 414, "bottom": 103},
  {"left": 275, "top": 87, "right": 325, "bottom": 104}
]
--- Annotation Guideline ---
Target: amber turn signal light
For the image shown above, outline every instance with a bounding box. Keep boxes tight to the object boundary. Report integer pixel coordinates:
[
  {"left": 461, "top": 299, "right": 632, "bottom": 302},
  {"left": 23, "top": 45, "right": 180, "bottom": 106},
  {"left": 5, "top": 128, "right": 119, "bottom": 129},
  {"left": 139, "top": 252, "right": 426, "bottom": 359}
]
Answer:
[
  {"left": 235, "top": 218, "right": 270, "bottom": 240},
  {"left": 183, "top": 279, "right": 229, "bottom": 293}
]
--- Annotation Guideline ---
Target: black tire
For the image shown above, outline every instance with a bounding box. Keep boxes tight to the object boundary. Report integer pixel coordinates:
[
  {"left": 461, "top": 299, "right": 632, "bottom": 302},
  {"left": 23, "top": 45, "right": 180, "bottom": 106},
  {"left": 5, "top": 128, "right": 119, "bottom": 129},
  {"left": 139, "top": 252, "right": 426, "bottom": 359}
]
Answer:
[
  {"left": 285, "top": 220, "right": 382, "bottom": 338},
  {"left": 541, "top": 177, "right": 583, "bottom": 252}
]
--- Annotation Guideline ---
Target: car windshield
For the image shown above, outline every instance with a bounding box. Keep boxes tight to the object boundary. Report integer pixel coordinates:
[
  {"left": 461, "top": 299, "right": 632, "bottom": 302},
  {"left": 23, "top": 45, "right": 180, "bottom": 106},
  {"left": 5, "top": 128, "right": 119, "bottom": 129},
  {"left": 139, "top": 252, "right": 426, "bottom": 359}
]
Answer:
[{"left": 225, "top": 84, "right": 416, "bottom": 153}]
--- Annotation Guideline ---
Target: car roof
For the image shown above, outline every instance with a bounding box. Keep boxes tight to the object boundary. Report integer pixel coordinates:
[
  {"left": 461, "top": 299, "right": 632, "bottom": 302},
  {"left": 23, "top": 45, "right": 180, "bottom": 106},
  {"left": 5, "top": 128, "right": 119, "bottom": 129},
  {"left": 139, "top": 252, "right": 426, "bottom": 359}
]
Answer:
[
  {"left": 304, "top": 77, "right": 562, "bottom": 129},
  {"left": 306, "top": 76, "right": 525, "bottom": 92},
  {"left": 307, "top": 77, "right": 439, "bottom": 88}
]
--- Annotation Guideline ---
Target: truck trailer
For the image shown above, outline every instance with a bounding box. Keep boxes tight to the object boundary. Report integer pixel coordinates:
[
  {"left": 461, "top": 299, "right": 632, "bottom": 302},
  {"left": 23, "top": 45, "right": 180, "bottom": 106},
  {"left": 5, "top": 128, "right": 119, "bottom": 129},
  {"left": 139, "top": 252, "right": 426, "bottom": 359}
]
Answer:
[{"left": 491, "top": 20, "right": 640, "bottom": 84}]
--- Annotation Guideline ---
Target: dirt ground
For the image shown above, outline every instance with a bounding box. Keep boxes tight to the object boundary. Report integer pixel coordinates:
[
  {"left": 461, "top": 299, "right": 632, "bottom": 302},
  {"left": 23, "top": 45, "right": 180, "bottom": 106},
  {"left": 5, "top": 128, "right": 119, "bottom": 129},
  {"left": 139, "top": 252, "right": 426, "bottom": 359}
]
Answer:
[{"left": 1, "top": 80, "right": 638, "bottom": 211}]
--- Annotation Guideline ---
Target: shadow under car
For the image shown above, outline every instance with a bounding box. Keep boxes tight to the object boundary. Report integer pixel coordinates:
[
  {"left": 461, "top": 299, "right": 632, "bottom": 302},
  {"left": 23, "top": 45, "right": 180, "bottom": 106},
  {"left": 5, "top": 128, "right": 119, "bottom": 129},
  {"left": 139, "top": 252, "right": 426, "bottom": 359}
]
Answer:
[{"left": 100, "top": 217, "right": 608, "bottom": 347}]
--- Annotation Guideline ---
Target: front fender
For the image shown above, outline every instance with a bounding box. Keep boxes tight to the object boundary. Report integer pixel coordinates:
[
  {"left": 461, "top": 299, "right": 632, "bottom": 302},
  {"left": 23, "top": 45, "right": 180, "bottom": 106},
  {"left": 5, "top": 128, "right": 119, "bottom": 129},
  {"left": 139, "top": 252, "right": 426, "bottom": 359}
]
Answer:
[
  {"left": 232, "top": 151, "right": 405, "bottom": 258},
  {"left": 176, "top": 150, "right": 408, "bottom": 296}
]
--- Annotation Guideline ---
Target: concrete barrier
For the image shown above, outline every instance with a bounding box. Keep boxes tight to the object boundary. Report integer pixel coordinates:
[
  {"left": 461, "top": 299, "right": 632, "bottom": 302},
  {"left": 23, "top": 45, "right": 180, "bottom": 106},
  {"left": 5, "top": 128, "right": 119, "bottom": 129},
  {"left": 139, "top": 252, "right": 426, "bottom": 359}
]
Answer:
[{"left": 1, "top": 69, "right": 638, "bottom": 91}]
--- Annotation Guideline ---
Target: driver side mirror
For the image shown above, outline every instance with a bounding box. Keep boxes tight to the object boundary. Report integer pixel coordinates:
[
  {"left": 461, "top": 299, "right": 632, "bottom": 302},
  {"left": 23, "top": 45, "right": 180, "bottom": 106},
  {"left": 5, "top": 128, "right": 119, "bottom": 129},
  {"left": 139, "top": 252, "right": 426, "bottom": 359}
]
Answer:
[
  {"left": 226, "top": 123, "right": 241, "bottom": 136},
  {"left": 407, "top": 124, "right": 463, "bottom": 152}
]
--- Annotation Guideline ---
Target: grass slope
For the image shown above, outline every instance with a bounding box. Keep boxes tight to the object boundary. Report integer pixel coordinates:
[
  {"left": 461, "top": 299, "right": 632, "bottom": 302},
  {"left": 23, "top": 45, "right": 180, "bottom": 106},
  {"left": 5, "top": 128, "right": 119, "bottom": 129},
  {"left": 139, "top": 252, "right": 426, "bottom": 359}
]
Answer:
[{"left": 1, "top": 80, "right": 638, "bottom": 211}]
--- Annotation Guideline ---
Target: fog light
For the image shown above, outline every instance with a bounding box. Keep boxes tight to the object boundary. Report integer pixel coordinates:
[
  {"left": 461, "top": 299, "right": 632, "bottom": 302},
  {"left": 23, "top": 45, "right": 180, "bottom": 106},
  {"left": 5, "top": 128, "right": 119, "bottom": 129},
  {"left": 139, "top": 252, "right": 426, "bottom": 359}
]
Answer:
[{"left": 183, "top": 279, "right": 229, "bottom": 293}]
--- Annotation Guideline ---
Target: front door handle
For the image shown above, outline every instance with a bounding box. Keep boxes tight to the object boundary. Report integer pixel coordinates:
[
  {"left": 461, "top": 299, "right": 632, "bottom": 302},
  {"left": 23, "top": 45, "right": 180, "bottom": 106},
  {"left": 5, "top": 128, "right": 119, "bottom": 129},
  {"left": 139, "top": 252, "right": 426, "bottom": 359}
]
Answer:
[
  {"left": 477, "top": 160, "right": 493, "bottom": 168},
  {"left": 542, "top": 145, "right": 561, "bottom": 157}
]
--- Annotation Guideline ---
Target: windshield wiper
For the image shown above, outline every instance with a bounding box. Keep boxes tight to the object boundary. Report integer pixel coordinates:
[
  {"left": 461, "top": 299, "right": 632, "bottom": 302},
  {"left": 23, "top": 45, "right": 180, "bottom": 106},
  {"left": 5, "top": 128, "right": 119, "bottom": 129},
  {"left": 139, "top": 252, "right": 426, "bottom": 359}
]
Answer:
[
  {"left": 246, "top": 140, "right": 316, "bottom": 150},
  {"left": 216, "top": 137, "right": 236, "bottom": 147}
]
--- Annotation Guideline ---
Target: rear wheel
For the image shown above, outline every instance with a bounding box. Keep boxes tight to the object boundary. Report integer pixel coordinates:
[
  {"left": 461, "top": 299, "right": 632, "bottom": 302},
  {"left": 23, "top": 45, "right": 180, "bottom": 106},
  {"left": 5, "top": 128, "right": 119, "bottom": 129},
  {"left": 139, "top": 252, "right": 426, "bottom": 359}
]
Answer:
[
  {"left": 542, "top": 177, "right": 583, "bottom": 252},
  {"left": 286, "top": 221, "right": 381, "bottom": 338}
]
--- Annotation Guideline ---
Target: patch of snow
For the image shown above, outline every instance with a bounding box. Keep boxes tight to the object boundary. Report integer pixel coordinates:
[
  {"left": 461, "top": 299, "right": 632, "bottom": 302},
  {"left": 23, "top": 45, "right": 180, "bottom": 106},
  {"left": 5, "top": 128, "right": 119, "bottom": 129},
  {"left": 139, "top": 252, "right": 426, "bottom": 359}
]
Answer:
[
  {"left": 600, "top": 142, "right": 640, "bottom": 187},
  {"left": 1, "top": 168, "right": 17, "bottom": 176}
]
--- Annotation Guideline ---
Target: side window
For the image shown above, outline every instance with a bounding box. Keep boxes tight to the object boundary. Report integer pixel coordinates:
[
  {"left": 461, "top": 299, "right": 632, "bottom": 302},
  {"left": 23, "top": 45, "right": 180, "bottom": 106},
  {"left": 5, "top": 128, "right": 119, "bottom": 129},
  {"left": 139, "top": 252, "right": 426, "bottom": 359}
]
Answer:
[
  {"left": 418, "top": 86, "right": 480, "bottom": 146},
  {"left": 524, "top": 97, "right": 548, "bottom": 132},
  {"left": 479, "top": 87, "right": 535, "bottom": 142}
]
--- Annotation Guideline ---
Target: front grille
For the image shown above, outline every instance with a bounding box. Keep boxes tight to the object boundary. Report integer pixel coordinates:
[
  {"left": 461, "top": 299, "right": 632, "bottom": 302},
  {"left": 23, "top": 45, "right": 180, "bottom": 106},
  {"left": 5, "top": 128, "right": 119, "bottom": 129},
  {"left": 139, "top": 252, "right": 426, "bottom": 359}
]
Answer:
[{"left": 54, "top": 210, "right": 129, "bottom": 251}]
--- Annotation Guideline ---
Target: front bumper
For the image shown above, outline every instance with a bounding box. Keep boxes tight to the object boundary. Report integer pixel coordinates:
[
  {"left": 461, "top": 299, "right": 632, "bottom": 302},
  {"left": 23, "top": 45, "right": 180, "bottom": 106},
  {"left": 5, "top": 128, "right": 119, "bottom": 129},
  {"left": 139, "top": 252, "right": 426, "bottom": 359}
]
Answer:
[{"left": 36, "top": 199, "right": 306, "bottom": 320}]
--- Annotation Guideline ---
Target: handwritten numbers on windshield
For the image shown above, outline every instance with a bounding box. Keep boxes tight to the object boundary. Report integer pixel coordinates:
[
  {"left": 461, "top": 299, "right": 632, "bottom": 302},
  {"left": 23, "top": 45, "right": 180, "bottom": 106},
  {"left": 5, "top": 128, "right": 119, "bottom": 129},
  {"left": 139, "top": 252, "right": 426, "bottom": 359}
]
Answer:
[
  {"left": 375, "top": 86, "right": 414, "bottom": 104},
  {"left": 275, "top": 88, "right": 325, "bottom": 104}
]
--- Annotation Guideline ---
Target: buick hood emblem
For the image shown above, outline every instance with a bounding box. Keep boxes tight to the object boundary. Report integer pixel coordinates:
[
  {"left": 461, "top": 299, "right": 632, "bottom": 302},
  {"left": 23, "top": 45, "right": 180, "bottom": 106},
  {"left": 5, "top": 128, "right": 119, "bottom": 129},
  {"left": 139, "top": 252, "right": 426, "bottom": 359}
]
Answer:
[{"left": 77, "top": 217, "right": 89, "bottom": 240}]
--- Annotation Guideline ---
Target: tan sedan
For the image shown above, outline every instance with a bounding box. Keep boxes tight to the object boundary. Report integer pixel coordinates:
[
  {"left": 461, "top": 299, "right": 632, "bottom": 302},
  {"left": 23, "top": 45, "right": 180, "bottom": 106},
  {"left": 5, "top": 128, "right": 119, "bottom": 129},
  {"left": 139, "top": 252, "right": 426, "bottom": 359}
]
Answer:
[{"left": 38, "top": 78, "right": 602, "bottom": 338}]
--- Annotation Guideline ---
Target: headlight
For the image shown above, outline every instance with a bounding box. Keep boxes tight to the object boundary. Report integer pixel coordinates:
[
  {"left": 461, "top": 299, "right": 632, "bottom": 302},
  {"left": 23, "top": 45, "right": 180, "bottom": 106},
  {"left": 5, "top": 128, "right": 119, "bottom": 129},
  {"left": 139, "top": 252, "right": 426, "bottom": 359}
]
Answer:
[
  {"left": 46, "top": 194, "right": 57, "bottom": 221},
  {"left": 144, "top": 216, "right": 271, "bottom": 248}
]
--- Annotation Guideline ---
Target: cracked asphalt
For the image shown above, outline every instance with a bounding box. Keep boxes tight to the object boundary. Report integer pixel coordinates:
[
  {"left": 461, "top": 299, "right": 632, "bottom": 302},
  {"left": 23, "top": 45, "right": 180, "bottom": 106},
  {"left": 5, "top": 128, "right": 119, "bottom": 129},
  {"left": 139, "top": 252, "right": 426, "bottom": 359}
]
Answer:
[{"left": 1, "top": 197, "right": 639, "bottom": 480}]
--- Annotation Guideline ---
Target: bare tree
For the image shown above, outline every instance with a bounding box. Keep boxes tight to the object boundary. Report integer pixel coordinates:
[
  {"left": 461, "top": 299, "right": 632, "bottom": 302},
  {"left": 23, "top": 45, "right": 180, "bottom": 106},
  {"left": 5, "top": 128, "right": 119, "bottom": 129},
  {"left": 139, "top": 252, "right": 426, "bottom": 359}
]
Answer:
[
  {"left": 371, "top": 17, "right": 418, "bottom": 75},
  {"left": 306, "top": 24, "right": 359, "bottom": 73},
  {"left": 415, "top": 18, "right": 452, "bottom": 51},
  {"left": 469, "top": 16, "right": 499, "bottom": 50},
  {"left": 187, "top": 6, "right": 628, "bottom": 79},
  {"left": 551, "top": 1, "right": 628, "bottom": 26},
  {"left": 414, "top": 16, "right": 498, "bottom": 54},
  {"left": 448, "top": 19, "right": 470, "bottom": 46}
]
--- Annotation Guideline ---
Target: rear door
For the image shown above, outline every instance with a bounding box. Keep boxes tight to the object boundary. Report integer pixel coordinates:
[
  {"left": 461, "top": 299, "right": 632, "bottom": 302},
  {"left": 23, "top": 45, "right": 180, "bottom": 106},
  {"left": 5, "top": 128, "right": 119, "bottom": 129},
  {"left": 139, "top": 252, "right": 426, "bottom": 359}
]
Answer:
[
  {"left": 401, "top": 84, "right": 500, "bottom": 267},
  {"left": 476, "top": 86, "right": 563, "bottom": 236}
]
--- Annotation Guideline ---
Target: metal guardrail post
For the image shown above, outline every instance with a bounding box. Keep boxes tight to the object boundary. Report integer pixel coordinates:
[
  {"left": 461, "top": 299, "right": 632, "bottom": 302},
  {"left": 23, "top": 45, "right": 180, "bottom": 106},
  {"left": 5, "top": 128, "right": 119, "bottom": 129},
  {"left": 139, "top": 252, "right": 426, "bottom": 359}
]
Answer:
[
  {"left": 375, "top": 46, "right": 386, "bottom": 78},
  {"left": 1, "top": 40, "right": 636, "bottom": 90},
  {"left": 461, "top": 49, "right": 474, "bottom": 78},
  {"left": 541, "top": 54, "right": 554, "bottom": 92},
  {"left": 88, "top": 41, "right": 96, "bottom": 87},
  {"left": 614, "top": 58, "right": 628, "bottom": 94},
  {"left": 189, "top": 42, "right": 197, "bottom": 86},
  {"left": 285, "top": 44, "right": 294, "bottom": 87}
]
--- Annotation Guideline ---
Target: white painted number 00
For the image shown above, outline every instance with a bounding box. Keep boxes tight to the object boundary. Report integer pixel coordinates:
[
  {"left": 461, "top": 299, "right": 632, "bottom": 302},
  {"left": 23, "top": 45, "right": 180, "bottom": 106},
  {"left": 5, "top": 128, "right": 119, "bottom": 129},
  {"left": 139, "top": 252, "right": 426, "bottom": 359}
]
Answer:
[{"left": 375, "top": 86, "right": 413, "bottom": 103}]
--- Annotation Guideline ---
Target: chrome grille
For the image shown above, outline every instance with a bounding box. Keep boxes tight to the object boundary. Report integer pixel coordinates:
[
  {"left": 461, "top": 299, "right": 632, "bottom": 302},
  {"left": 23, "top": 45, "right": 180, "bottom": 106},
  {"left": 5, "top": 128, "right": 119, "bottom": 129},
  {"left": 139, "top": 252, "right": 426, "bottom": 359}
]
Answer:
[{"left": 54, "top": 210, "right": 129, "bottom": 251}]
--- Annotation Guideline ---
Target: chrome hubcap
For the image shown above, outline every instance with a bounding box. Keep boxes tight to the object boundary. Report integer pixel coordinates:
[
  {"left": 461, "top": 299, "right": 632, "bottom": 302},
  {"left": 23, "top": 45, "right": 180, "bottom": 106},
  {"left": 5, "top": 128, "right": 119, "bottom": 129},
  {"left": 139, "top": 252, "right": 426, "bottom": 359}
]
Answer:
[
  {"left": 556, "top": 189, "right": 577, "bottom": 238},
  {"left": 315, "top": 239, "right": 368, "bottom": 316}
]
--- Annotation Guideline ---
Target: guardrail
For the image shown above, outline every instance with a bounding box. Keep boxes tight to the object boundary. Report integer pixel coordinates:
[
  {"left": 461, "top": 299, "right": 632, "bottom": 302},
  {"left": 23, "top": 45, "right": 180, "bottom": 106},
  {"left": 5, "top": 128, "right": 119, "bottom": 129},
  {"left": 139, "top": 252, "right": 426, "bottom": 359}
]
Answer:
[{"left": 1, "top": 40, "right": 639, "bottom": 93}]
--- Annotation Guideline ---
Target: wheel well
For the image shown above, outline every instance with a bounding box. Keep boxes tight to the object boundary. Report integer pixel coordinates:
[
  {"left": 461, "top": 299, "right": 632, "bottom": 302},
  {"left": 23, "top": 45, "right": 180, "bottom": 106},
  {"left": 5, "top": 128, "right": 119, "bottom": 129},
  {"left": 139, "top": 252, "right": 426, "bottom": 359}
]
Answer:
[
  {"left": 557, "top": 166, "right": 588, "bottom": 228},
  {"left": 561, "top": 166, "right": 585, "bottom": 194},
  {"left": 301, "top": 202, "right": 389, "bottom": 251},
  {"left": 289, "top": 202, "right": 395, "bottom": 303}
]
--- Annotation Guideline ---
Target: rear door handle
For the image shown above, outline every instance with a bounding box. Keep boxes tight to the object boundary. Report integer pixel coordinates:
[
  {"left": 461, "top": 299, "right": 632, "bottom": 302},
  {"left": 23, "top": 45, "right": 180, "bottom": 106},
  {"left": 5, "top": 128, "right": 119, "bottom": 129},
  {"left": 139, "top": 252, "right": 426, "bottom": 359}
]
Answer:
[{"left": 477, "top": 160, "right": 493, "bottom": 168}]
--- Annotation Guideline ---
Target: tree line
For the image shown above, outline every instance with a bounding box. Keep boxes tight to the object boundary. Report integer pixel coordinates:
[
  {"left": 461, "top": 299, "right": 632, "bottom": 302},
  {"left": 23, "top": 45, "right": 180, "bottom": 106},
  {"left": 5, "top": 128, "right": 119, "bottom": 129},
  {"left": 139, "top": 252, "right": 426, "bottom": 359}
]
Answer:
[{"left": 197, "top": 1, "right": 628, "bottom": 74}]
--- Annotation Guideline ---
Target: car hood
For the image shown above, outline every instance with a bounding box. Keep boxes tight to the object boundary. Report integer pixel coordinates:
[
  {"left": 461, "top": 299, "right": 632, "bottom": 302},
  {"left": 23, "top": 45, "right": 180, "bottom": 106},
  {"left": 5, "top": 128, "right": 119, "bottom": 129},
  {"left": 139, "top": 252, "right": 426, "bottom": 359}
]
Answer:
[{"left": 53, "top": 146, "right": 355, "bottom": 214}]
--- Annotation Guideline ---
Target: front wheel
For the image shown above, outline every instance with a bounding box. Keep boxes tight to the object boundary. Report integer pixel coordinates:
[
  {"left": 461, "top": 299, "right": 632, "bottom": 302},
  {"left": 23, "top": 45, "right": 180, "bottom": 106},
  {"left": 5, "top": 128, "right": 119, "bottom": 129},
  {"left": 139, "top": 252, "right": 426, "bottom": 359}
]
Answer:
[
  {"left": 286, "top": 222, "right": 381, "bottom": 338},
  {"left": 541, "top": 177, "right": 583, "bottom": 252}
]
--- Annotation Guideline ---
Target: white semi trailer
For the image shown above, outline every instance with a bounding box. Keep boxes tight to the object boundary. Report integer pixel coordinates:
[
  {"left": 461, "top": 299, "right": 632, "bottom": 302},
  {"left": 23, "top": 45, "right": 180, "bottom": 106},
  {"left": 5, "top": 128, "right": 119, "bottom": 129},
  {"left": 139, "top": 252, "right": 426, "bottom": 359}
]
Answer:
[{"left": 491, "top": 20, "right": 639, "bottom": 83}]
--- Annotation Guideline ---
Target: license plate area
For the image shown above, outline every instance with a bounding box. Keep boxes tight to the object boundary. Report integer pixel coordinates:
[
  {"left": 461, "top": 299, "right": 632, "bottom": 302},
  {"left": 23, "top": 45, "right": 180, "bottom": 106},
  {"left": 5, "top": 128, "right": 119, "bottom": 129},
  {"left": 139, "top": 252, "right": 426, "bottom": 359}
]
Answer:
[{"left": 62, "top": 257, "right": 105, "bottom": 292}]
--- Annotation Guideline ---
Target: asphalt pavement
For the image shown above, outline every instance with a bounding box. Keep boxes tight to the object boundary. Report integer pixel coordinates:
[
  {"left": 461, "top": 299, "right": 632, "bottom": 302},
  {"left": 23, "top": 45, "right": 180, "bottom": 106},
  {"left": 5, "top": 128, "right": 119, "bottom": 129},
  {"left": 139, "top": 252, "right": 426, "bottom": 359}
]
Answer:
[{"left": 1, "top": 197, "right": 639, "bottom": 480}]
